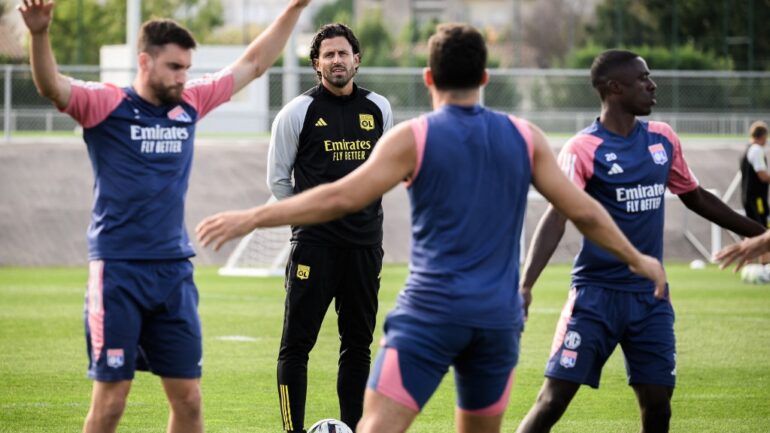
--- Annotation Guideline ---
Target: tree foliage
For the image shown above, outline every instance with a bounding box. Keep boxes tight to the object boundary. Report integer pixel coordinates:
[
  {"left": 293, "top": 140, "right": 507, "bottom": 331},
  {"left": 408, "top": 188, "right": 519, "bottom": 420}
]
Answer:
[
  {"left": 312, "top": 0, "right": 353, "bottom": 31},
  {"left": 587, "top": 0, "right": 770, "bottom": 70},
  {"left": 354, "top": 9, "right": 395, "bottom": 67},
  {"left": 47, "top": 0, "right": 223, "bottom": 65},
  {"left": 566, "top": 43, "right": 732, "bottom": 70}
]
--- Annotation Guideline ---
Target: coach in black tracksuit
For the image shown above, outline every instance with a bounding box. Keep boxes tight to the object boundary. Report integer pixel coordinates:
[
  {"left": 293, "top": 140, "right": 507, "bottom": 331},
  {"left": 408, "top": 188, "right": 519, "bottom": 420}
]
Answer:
[{"left": 266, "top": 23, "right": 392, "bottom": 433}]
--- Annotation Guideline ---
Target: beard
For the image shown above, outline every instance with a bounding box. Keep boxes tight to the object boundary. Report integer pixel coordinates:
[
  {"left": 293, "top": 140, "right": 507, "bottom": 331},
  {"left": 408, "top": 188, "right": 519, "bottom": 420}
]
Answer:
[
  {"left": 322, "top": 65, "right": 356, "bottom": 89},
  {"left": 150, "top": 79, "right": 184, "bottom": 105}
]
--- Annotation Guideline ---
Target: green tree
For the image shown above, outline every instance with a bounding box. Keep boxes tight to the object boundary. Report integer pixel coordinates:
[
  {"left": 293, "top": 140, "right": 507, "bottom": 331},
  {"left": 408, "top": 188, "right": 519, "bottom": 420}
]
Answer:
[
  {"left": 587, "top": 0, "right": 770, "bottom": 70},
  {"left": 48, "top": 0, "right": 224, "bottom": 65},
  {"left": 49, "top": 0, "right": 117, "bottom": 64},
  {"left": 312, "top": 0, "right": 353, "bottom": 31},
  {"left": 353, "top": 9, "right": 395, "bottom": 67}
]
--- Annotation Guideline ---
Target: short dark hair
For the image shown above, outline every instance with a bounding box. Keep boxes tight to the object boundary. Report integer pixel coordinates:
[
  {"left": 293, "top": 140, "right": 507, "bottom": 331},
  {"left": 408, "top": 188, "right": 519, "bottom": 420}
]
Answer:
[
  {"left": 309, "top": 23, "right": 361, "bottom": 77},
  {"left": 750, "top": 121, "right": 768, "bottom": 139},
  {"left": 590, "top": 49, "right": 640, "bottom": 99},
  {"left": 138, "top": 19, "right": 196, "bottom": 55},
  {"left": 427, "top": 23, "right": 486, "bottom": 91}
]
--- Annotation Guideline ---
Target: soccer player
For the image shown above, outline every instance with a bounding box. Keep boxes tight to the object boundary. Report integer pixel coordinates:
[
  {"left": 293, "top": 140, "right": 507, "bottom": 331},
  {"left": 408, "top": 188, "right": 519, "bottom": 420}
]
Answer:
[
  {"left": 266, "top": 23, "right": 392, "bottom": 433},
  {"left": 740, "top": 121, "right": 770, "bottom": 227},
  {"left": 17, "top": 0, "right": 311, "bottom": 432},
  {"left": 196, "top": 25, "right": 666, "bottom": 433},
  {"left": 515, "top": 50, "right": 766, "bottom": 433}
]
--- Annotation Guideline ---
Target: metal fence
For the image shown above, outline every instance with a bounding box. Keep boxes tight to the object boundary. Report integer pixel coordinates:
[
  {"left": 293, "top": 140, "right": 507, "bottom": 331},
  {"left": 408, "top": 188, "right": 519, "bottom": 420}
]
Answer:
[{"left": 3, "top": 64, "right": 770, "bottom": 141}]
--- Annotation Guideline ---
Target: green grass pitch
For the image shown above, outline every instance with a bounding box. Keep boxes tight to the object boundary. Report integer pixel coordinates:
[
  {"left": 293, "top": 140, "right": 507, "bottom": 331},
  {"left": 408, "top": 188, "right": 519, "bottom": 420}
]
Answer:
[{"left": 1, "top": 263, "right": 769, "bottom": 432}]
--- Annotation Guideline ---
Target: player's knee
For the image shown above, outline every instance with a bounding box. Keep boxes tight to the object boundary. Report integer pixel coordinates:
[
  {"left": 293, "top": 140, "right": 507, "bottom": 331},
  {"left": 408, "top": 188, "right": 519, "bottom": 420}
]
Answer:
[
  {"left": 339, "top": 344, "right": 371, "bottom": 362},
  {"left": 640, "top": 399, "right": 671, "bottom": 423},
  {"left": 533, "top": 389, "right": 570, "bottom": 417},
  {"left": 168, "top": 387, "right": 202, "bottom": 420},
  {"left": 279, "top": 339, "right": 316, "bottom": 361},
  {"left": 89, "top": 394, "right": 127, "bottom": 424},
  {"left": 356, "top": 413, "right": 386, "bottom": 433}
]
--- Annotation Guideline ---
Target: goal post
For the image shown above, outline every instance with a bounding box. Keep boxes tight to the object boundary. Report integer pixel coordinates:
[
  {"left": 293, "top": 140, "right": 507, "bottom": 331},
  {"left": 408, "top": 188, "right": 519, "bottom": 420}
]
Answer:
[{"left": 218, "top": 197, "right": 293, "bottom": 277}]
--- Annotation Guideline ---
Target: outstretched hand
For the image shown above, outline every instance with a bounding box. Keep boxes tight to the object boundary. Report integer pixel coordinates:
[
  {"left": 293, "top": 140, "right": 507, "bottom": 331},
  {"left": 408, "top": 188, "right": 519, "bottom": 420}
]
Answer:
[
  {"left": 629, "top": 254, "right": 668, "bottom": 299},
  {"left": 196, "top": 209, "right": 258, "bottom": 252},
  {"left": 714, "top": 230, "right": 770, "bottom": 272},
  {"left": 18, "top": 0, "right": 54, "bottom": 35}
]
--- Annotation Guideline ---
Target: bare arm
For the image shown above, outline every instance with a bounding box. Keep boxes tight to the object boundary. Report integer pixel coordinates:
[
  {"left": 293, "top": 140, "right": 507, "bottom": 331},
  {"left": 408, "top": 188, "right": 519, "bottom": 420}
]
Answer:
[
  {"left": 228, "top": 0, "right": 310, "bottom": 93},
  {"left": 18, "top": 0, "right": 71, "bottom": 109},
  {"left": 519, "top": 205, "right": 567, "bottom": 318},
  {"left": 678, "top": 186, "right": 765, "bottom": 238},
  {"left": 527, "top": 122, "right": 667, "bottom": 297},
  {"left": 197, "top": 121, "right": 417, "bottom": 251},
  {"left": 757, "top": 170, "right": 770, "bottom": 183}
]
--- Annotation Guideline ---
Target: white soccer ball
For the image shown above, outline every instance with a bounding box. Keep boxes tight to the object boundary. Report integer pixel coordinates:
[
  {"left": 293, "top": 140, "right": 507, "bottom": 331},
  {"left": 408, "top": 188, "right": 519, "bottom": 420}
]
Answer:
[
  {"left": 307, "top": 419, "right": 353, "bottom": 433},
  {"left": 740, "top": 264, "right": 770, "bottom": 284}
]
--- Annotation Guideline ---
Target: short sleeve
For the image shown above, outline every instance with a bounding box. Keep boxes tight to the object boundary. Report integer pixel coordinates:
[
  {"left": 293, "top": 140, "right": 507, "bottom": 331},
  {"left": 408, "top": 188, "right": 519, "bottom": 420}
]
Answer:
[
  {"left": 747, "top": 144, "right": 768, "bottom": 173},
  {"left": 181, "top": 69, "right": 235, "bottom": 120},
  {"left": 648, "top": 122, "right": 699, "bottom": 194},
  {"left": 557, "top": 134, "right": 602, "bottom": 189},
  {"left": 62, "top": 80, "right": 125, "bottom": 128}
]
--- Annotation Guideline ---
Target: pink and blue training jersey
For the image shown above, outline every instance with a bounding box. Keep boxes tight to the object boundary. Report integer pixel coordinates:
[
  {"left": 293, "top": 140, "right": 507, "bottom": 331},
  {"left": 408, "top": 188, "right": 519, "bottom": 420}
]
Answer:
[
  {"left": 559, "top": 119, "right": 698, "bottom": 292},
  {"left": 62, "top": 71, "right": 234, "bottom": 260},
  {"left": 396, "top": 104, "right": 534, "bottom": 330}
]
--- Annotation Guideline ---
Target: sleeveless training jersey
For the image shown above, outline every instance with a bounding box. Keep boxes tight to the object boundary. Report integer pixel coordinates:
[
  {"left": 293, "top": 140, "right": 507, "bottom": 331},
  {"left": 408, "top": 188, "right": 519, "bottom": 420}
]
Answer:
[
  {"left": 267, "top": 83, "right": 392, "bottom": 247},
  {"left": 62, "top": 71, "right": 234, "bottom": 260},
  {"left": 559, "top": 119, "right": 698, "bottom": 292},
  {"left": 395, "top": 104, "right": 534, "bottom": 330}
]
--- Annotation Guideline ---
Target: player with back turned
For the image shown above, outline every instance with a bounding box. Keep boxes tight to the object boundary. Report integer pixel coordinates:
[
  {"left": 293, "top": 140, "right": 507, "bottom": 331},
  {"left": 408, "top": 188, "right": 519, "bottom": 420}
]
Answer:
[
  {"left": 196, "top": 25, "right": 666, "bottom": 433},
  {"left": 17, "top": 0, "right": 311, "bottom": 432}
]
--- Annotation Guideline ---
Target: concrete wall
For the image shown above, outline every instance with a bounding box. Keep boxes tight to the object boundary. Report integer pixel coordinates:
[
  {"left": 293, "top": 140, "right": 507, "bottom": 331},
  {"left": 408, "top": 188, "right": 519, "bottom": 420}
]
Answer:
[{"left": 0, "top": 136, "right": 749, "bottom": 267}]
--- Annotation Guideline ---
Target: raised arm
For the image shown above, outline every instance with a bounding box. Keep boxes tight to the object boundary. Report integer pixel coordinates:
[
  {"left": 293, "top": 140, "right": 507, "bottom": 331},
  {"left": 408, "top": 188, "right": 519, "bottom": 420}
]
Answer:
[
  {"left": 197, "top": 121, "right": 417, "bottom": 251},
  {"left": 228, "top": 0, "right": 311, "bottom": 93},
  {"left": 678, "top": 186, "right": 766, "bottom": 238},
  {"left": 18, "top": 0, "right": 71, "bottom": 109},
  {"left": 528, "top": 122, "right": 666, "bottom": 297}
]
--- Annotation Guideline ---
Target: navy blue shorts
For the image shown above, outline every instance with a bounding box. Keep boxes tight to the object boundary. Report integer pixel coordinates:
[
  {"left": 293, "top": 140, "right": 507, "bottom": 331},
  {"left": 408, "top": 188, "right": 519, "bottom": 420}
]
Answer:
[
  {"left": 367, "top": 310, "right": 521, "bottom": 414},
  {"left": 545, "top": 285, "right": 676, "bottom": 388},
  {"left": 84, "top": 259, "right": 201, "bottom": 381}
]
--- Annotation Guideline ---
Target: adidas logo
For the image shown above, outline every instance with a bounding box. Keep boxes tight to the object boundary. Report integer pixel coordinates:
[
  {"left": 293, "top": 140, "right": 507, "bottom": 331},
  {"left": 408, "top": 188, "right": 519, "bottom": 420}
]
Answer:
[
  {"left": 315, "top": 118, "right": 328, "bottom": 127},
  {"left": 608, "top": 163, "right": 624, "bottom": 175}
]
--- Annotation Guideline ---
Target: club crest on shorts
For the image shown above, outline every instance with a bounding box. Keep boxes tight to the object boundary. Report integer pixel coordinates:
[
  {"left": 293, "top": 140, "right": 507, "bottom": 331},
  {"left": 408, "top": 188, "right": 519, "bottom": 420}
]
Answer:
[
  {"left": 648, "top": 143, "right": 668, "bottom": 165},
  {"left": 563, "top": 330, "right": 582, "bottom": 349},
  {"left": 359, "top": 114, "right": 375, "bottom": 131},
  {"left": 107, "top": 348, "right": 125, "bottom": 368},
  {"left": 559, "top": 349, "right": 578, "bottom": 369},
  {"left": 296, "top": 264, "right": 310, "bottom": 280}
]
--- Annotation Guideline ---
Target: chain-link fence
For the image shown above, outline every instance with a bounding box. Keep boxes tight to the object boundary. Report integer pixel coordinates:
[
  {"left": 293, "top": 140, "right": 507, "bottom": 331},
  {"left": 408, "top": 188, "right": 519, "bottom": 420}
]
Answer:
[{"left": 2, "top": 64, "right": 770, "bottom": 141}]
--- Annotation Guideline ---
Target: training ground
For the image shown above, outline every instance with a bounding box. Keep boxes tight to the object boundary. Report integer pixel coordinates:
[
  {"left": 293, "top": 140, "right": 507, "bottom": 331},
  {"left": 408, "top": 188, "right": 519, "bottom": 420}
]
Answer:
[{"left": 0, "top": 134, "right": 750, "bottom": 267}]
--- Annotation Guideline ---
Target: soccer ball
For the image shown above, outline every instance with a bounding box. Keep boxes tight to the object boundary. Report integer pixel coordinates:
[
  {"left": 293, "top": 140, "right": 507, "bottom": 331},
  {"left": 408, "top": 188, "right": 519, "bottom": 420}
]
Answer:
[
  {"left": 740, "top": 264, "right": 770, "bottom": 284},
  {"left": 307, "top": 418, "right": 353, "bottom": 433}
]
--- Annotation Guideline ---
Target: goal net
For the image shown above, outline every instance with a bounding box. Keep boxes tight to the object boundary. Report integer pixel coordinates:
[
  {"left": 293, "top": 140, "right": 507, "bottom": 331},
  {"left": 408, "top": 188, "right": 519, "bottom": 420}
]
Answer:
[{"left": 218, "top": 197, "right": 292, "bottom": 277}]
